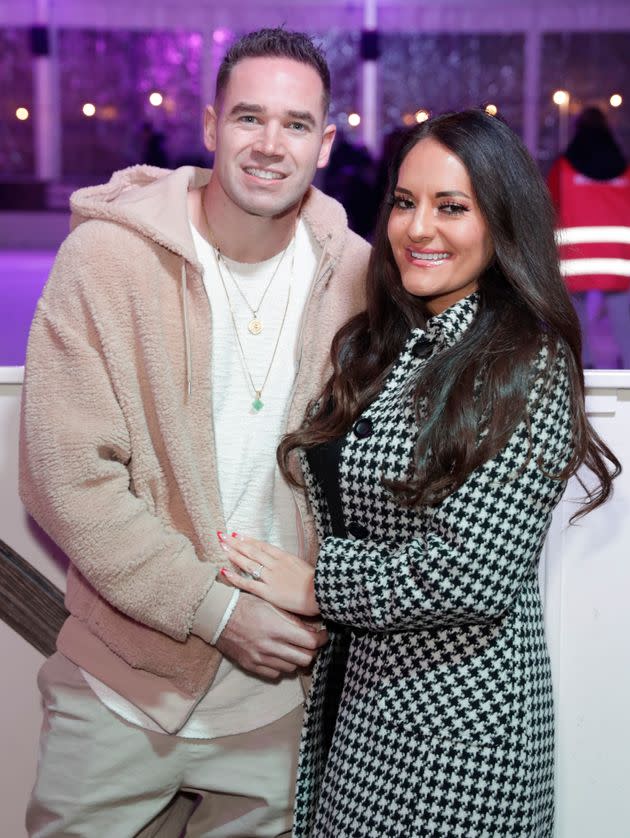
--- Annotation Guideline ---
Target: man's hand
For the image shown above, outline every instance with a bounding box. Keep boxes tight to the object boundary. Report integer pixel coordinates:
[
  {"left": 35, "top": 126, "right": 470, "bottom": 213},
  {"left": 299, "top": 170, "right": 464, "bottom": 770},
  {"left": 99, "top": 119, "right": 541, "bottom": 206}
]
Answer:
[{"left": 214, "top": 592, "right": 328, "bottom": 679}]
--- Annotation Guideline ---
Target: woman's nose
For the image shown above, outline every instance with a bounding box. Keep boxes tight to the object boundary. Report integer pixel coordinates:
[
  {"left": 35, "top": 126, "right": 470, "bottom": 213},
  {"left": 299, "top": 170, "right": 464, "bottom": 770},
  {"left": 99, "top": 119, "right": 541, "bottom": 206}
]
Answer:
[{"left": 407, "top": 204, "right": 435, "bottom": 242}]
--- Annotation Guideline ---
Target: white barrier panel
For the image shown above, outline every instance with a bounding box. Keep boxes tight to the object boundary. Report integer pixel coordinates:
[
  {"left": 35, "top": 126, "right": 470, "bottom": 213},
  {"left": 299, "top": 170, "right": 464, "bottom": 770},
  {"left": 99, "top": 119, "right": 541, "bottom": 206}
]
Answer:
[
  {"left": 1, "top": 367, "right": 629, "bottom": 836},
  {"left": 544, "top": 370, "right": 630, "bottom": 838}
]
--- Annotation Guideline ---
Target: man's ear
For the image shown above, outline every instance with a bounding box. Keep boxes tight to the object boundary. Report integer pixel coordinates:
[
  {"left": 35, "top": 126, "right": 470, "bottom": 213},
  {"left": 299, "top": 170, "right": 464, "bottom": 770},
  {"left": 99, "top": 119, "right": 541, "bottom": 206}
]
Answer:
[
  {"left": 316, "top": 123, "right": 337, "bottom": 169},
  {"left": 204, "top": 105, "right": 218, "bottom": 153}
]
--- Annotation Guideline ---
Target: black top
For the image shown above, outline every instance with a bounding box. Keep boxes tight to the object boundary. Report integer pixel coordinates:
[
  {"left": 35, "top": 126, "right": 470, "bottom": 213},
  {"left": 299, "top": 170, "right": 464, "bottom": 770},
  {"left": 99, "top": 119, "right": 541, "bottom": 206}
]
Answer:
[{"left": 305, "top": 435, "right": 347, "bottom": 538}]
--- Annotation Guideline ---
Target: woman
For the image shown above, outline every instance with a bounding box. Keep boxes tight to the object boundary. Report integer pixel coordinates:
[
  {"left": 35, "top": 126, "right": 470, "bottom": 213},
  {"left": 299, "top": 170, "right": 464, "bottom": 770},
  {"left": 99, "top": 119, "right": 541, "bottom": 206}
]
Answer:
[{"left": 219, "top": 110, "right": 620, "bottom": 837}]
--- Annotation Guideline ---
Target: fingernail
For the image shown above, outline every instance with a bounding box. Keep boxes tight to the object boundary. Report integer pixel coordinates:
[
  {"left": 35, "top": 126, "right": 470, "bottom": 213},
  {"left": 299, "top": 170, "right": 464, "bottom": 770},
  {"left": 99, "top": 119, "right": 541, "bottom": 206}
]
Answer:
[
  {"left": 216, "top": 530, "right": 224, "bottom": 541},
  {"left": 231, "top": 531, "right": 241, "bottom": 540},
  {"left": 220, "top": 567, "right": 230, "bottom": 576}
]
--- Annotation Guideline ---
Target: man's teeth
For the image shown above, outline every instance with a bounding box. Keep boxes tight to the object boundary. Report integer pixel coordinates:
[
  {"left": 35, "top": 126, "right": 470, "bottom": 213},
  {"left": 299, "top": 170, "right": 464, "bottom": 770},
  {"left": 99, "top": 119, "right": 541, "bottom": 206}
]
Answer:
[
  {"left": 246, "top": 168, "right": 283, "bottom": 180},
  {"left": 410, "top": 251, "right": 449, "bottom": 260}
]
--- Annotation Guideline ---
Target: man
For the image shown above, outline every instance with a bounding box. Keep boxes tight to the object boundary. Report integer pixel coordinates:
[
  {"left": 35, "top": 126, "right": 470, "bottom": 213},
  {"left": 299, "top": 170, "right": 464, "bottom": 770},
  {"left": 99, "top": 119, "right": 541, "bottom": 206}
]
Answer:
[{"left": 20, "top": 28, "right": 370, "bottom": 837}]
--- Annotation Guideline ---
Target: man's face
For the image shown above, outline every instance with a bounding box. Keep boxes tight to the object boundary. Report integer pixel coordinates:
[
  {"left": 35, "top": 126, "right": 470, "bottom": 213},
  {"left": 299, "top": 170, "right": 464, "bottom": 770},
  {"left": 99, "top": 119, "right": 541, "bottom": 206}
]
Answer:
[{"left": 204, "top": 56, "right": 336, "bottom": 218}]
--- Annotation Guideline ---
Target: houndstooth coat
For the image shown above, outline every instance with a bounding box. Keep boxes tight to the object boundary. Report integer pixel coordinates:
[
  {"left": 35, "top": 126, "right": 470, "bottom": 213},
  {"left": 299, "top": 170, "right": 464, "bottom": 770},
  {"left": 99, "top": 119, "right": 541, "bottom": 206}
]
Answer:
[{"left": 293, "top": 295, "right": 572, "bottom": 838}]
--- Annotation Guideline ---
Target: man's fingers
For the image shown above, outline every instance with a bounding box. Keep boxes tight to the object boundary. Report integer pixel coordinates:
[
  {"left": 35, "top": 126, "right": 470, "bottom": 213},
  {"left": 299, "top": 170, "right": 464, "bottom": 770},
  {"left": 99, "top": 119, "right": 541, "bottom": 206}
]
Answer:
[
  {"left": 273, "top": 622, "right": 328, "bottom": 651},
  {"left": 260, "top": 655, "right": 300, "bottom": 674},
  {"left": 254, "top": 665, "right": 283, "bottom": 680},
  {"left": 216, "top": 593, "right": 328, "bottom": 677}
]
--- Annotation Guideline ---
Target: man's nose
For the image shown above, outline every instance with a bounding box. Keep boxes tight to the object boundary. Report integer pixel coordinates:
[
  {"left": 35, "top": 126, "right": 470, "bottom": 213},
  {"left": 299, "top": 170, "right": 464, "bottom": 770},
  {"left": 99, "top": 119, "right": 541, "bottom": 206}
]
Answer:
[{"left": 253, "top": 122, "right": 283, "bottom": 157}]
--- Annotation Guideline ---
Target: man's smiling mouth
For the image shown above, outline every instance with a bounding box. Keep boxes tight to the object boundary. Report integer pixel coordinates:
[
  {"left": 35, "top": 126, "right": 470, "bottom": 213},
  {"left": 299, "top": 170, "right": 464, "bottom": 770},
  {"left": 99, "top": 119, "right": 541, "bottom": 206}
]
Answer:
[{"left": 244, "top": 167, "right": 285, "bottom": 180}]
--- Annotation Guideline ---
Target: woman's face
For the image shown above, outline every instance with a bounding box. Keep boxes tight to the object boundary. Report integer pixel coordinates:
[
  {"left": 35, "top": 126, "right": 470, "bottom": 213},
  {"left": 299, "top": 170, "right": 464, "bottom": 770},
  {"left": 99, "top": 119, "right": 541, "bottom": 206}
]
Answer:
[{"left": 387, "top": 137, "right": 494, "bottom": 316}]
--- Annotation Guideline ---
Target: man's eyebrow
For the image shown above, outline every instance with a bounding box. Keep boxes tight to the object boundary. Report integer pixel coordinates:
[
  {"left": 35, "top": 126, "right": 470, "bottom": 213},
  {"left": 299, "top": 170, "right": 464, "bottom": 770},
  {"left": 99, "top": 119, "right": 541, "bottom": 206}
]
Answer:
[
  {"left": 228, "top": 102, "right": 265, "bottom": 117},
  {"left": 287, "top": 110, "right": 317, "bottom": 128},
  {"left": 227, "top": 103, "right": 317, "bottom": 128}
]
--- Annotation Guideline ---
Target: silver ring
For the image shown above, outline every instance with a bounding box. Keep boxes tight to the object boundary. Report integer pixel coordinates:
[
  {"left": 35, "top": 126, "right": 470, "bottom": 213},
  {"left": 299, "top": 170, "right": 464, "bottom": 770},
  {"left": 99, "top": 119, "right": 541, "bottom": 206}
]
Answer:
[{"left": 251, "top": 563, "right": 264, "bottom": 582}]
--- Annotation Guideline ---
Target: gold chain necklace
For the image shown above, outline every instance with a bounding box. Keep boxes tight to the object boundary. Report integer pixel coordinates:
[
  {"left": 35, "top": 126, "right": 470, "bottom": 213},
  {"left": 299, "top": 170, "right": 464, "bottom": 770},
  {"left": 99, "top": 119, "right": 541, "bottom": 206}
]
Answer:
[
  {"left": 211, "top": 241, "right": 294, "bottom": 412},
  {"left": 201, "top": 199, "right": 292, "bottom": 336},
  {"left": 216, "top": 241, "right": 292, "bottom": 336},
  {"left": 201, "top": 197, "right": 296, "bottom": 412}
]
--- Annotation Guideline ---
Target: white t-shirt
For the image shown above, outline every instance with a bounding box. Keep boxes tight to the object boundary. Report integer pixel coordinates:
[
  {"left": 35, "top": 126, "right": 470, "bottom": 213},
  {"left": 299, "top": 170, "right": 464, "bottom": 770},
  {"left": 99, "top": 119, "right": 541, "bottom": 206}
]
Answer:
[{"left": 82, "top": 217, "right": 319, "bottom": 738}]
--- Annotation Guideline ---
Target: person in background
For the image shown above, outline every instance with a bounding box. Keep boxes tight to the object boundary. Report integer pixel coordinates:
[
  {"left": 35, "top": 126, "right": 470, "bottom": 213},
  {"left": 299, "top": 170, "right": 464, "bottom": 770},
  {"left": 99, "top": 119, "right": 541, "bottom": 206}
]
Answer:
[
  {"left": 323, "top": 132, "right": 378, "bottom": 239},
  {"left": 140, "top": 120, "right": 170, "bottom": 168},
  {"left": 20, "top": 28, "right": 369, "bottom": 837},
  {"left": 219, "top": 109, "right": 620, "bottom": 837},
  {"left": 547, "top": 106, "right": 630, "bottom": 369}
]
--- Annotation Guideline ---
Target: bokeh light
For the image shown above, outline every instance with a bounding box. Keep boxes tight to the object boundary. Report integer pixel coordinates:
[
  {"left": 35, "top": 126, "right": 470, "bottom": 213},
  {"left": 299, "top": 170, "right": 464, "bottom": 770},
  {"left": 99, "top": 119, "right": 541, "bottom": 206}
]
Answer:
[
  {"left": 552, "top": 90, "right": 569, "bottom": 106},
  {"left": 610, "top": 93, "right": 623, "bottom": 108},
  {"left": 213, "top": 28, "right": 231, "bottom": 45},
  {"left": 415, "top": 109, "right": 430, "bottom": 123},
  {"left": 149, "top": 91, "right": 164, "bottom": 107},
  {"left": 348, "top": 112, "right": 361, "bottom": 127},
  {"left": 82, "top": 103, "right": 96, "bottom": 117},
  {"left": 485, "top": 103, "right": 498, "bottom": 116},
  {"left": 16, "top": 107, "right": 29, "bottom": 121}
]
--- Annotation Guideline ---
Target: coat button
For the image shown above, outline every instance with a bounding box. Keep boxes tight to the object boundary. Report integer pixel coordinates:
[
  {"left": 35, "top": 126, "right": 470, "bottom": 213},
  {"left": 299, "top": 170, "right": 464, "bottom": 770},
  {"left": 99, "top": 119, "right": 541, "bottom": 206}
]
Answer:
[
  {"left": 413, "top": 337, "right": 433, "bottom": 359},
  {"left": 353, "top": 418, "right": 373, "bottom": 439},
  {"left": 348, "top": 521, "right": 368, "bottom": 539}
]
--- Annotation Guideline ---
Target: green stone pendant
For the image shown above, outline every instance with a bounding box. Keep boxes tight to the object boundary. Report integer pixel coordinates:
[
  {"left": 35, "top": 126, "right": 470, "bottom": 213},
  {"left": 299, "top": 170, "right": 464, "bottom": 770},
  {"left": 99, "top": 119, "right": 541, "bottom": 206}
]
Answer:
[{"left": 252, "top": 393, "right": 264, "bottom": 412}]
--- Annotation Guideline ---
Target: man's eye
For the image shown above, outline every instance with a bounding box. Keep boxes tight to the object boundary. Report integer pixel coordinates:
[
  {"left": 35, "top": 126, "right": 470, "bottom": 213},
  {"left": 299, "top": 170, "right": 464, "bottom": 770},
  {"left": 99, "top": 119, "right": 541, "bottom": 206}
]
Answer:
[
  {"left": 239, "top": 115, "right": 259, "bottom": 124},
  {"left": 289, "top": 122, "right": 307, "bottom": 132}
]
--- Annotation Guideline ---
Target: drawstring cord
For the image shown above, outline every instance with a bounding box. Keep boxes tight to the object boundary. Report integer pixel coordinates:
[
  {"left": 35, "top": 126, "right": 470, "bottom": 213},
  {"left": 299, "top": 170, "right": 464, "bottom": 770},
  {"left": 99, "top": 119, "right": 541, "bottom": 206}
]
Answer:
[{"left": 181, "top": 261, "right": 192, "bottom": 399}]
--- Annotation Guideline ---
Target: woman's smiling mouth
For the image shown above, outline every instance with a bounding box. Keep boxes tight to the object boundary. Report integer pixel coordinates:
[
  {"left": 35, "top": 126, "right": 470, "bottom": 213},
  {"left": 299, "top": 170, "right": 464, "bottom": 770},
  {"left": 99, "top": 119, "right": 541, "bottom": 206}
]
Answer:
[{"left": 406, "top": 248, "right": 451, "bottom": 265}]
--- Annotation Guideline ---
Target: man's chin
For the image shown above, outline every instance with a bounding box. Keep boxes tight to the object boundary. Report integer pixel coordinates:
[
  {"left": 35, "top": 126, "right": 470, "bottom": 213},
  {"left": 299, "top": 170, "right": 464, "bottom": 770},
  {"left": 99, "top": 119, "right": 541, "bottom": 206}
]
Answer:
[{"left": 240, "top": 197, "right": 302, "bottom": 220}]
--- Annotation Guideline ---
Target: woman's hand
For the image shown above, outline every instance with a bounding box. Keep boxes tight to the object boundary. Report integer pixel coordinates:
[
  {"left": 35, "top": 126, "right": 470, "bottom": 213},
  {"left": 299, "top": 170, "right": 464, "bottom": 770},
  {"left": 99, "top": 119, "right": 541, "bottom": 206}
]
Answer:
[{"left": 217, "top": 532, "right": 320, "bottom": 617}]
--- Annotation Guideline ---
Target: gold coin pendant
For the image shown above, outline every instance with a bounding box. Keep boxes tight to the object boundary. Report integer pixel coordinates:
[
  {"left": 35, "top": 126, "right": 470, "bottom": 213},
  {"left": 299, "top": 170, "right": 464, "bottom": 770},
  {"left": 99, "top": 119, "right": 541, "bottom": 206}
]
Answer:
[{"left": 248, "top": 318, "right": 263, "bottom": 335}]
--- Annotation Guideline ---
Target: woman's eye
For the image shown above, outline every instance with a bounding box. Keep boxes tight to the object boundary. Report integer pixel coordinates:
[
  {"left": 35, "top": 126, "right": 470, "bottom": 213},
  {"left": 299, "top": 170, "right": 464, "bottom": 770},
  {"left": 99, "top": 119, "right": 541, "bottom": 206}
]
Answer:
[
  {"left": 393, "top": 196, "right": 414, "bottom": 210},
  {"left": 439, "top": 202, "right": 469, "bottom": 215}
]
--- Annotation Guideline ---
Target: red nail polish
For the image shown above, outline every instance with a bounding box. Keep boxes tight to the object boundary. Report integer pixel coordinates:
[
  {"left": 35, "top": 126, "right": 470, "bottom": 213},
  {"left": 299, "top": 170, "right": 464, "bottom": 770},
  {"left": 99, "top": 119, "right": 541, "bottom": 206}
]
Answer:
[
  {"left": 216, "top": 531, "right": 225, "bottom": 541},
  {"left": 231, "top": 531, "right": 239, "bottom": 538},
  {"left": 220, "top": 567, "right": 229, "bottom": 576}
]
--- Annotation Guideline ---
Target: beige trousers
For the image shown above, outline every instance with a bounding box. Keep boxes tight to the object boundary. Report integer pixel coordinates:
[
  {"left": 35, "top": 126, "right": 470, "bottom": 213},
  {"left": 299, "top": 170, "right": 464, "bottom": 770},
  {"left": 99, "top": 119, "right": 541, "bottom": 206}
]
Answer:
[{"left": 27, "top": 653, "right": 303, "bottom": 838}]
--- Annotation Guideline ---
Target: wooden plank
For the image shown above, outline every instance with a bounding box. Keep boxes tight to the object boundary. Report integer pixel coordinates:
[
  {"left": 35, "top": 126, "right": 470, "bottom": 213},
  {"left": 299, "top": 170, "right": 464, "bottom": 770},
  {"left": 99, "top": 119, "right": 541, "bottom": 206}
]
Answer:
[{"left": 0, "top": 538, "right": 67, "bottom": 657}]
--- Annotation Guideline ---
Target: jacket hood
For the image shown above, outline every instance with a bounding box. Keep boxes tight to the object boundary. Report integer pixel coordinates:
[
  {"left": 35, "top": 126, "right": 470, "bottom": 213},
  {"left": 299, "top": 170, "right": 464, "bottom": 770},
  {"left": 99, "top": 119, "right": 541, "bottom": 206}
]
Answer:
[
  {"left": 70, "top": 165, "right": 209, "bottom": 267},
  {"left": 69, "top": 165, "right": 353, "bottom": 400},
  {"left": 70, "top": 164, "right": 350, "bottom": 268}
]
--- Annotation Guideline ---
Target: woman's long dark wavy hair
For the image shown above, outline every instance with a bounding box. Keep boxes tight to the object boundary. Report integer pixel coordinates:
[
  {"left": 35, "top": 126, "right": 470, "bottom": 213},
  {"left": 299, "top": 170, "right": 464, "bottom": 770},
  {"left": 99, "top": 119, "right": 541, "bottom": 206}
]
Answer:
[{"left": 279, "top": 109, "right": 620, "bottom": 519}]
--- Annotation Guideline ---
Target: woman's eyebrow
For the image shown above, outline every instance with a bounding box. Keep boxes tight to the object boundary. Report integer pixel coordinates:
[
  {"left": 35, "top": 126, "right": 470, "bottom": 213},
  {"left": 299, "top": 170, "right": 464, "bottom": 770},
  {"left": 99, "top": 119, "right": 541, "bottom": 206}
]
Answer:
[{"left": 435, "top": 190, "right": 471, "bottom": 199}]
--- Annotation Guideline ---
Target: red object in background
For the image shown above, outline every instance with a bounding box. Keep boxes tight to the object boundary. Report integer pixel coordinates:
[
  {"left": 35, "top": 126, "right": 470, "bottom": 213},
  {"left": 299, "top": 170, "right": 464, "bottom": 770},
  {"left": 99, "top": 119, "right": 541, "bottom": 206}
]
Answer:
[{"left": 547, "top": 157, "right": 630, "bottom": 294}]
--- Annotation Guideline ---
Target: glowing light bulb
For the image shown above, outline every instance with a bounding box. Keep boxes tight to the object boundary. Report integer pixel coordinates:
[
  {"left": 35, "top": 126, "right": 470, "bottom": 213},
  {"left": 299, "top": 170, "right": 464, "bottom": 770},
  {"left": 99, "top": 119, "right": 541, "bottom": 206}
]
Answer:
[
  {"left": 348, "top": 112, "right": 361, "bottom": 127},
  {"left": 610, "top": 94, "right": 622, "bottom": 108},
  {"left": 415, "top": 109, "right": 430, "bottom": 123},
  {"left": 485, "top": 103, "right": 498, "bottom": 116},
  {"left": 82, "top": 103, "right": 96, "bottom": 117},
  {"left": 16, "top": 107, "right": 29, "bottom": 121},
  {"left": 553, "top": 90, "right": 569, "bottom": 106},
  {"left": 149, "top": 92, "right": 164, "bottom": 107}
]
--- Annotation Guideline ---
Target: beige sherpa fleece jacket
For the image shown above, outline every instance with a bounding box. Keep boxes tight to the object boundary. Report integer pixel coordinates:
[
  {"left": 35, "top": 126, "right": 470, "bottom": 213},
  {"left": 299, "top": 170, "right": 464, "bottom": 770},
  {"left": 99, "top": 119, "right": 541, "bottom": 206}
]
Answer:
[{"left": 19, "top": 165, "right": 370, "bottom": 732}]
